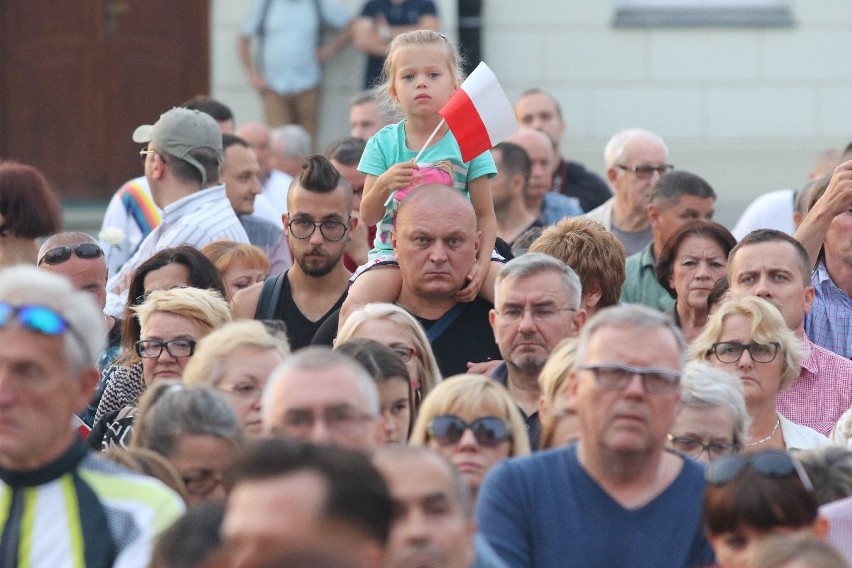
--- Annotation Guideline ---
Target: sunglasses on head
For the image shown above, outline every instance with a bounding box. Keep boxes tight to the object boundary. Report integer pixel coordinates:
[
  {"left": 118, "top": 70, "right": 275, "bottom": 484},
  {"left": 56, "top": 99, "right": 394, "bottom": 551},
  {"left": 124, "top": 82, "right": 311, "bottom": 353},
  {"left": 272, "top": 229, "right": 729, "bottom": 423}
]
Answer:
[
  {"left": 0, "top": 302, "right": 89, "bottom": 359},
  {"left": 427, "top": 415, "right": 512, "bottom": 448},
  {"left": 705, "top": 450, "right": 814, "bottom": 492},
  {"left": 38, "top": 243, "right": 103, "bottom": 266}
]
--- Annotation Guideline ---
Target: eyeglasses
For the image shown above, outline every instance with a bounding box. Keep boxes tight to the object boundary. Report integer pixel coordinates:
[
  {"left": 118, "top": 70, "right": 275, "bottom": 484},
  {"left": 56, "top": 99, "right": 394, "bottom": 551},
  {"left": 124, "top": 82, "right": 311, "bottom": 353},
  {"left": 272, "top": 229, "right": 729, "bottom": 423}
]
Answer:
[
  {"left": 287, "top": 218, "right": 348, "bottom": 242},
  {"left": 38, "top": 243, "right": 104, "bottom": 266},
  {"left": 495, "top": 305, "right": 577, "bottom": 322},
  {"left": 389, "top": 344, "right": 417, "bottom": 363},
  {"left": 615, "top": 164, "right": 674, "bottom": 180},
  {"left": 578, "top": 362, "right": 681, "bottom": 395},
  {"left": 217, "top": 382, "right": 263, "bottom": 400},
  {"left": 427, "top": 415, "right": 512, "bottom": 448},
  {"left": 705, "top": 450, "right": 814, "bottom": 492},
  {"left": 667, "top": 434, "right": 737, "bottom": 460},
  {"left": 135, "top": 338, "right": 196, "bottom": 359},
  {"left": 278, "top": 405, "right": 375, "bottom": 434},
  {"left": 181, "top": 471, "right": 224, "bottom": 497},
  {"left": 710, "top": 342, "right": 780, "bottom": 364},
  {"left": 0, "top": 303, "right": 89, "bottom": 365}
]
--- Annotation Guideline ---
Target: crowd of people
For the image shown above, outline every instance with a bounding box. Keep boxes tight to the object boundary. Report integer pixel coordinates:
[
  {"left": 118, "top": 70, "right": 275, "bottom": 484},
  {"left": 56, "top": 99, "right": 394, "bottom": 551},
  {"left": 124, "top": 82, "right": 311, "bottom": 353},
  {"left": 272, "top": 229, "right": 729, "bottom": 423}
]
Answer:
[{"left": 0, "top": 14, "right": 851, "bottom": 568}]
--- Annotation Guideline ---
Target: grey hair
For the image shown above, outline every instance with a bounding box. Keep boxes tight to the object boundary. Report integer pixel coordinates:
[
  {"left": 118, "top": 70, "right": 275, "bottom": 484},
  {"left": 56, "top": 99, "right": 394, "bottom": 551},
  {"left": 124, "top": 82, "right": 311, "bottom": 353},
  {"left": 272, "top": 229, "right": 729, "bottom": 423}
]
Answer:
[
  {"left": 0, "top": 266, "right": 105, "bottom": 372},
  {"left": 271, "top": 124, "right": 311, "bottom": 158},
  {"left": 493, "top": 252, "right": 582, "bottom": 308},
  {"left": 373, "top": 445, "right": 473, "bottom": 517},
  {"left": 132, "top": 382, "right": 241, "bottom": 457},
  {"left": 575, "top": 304, "right": 686, "bottom": 369},
  {"left": 262, "top": 347, "right": 381, "bottom": 424},
  {"left": 678, "top": 361, "right": 750, "bottom": 451},
  {"left": 796, "top": 446, "right": 852, "bottom": 506},
  {"left": 603, "top": 128, "right": 669, "bottom": 171}
]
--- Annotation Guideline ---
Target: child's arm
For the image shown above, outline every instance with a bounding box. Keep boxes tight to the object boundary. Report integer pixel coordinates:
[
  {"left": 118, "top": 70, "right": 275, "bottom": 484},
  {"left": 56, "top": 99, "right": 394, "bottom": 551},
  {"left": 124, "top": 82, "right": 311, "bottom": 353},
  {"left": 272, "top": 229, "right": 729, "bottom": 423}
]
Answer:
[
  {"left": 455, "top": 175, "right": 497, "bottom": 303},
  {"left": 360, "top": 160, "right": 418, "bottom": 227}
]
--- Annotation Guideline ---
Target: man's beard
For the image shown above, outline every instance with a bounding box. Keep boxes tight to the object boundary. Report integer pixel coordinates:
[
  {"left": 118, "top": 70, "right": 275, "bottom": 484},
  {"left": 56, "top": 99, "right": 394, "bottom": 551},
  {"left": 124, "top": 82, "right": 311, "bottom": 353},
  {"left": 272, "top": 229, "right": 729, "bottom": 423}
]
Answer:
[{"left": 296, "top": 246, "right": 342, "bottom": 277}]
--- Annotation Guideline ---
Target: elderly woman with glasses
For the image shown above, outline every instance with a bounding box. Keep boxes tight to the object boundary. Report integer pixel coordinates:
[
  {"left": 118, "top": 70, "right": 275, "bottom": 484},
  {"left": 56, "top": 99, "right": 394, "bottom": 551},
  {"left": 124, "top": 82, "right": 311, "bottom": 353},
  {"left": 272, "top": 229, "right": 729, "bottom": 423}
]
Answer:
[
  {"left": 409, "top": 374, "right": 530, "bottom": 498},
  {"left": 690, "top": 296, "right": 827, "bottom": 451},
  {"left": 703, "top": 450, "right": 827, "bottom": 568},
  {"left": 666, "top": 361, "right": 750, "bottom": 463},
  {"left": 182, "top": 320, "right": 290, "bottom": 438}
]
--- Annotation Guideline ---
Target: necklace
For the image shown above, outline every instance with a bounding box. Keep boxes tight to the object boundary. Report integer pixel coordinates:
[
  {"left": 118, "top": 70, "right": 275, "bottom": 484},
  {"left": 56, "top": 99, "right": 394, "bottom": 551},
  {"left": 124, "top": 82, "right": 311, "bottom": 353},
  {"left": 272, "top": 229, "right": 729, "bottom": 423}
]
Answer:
[{"left": 749, "top": 417, "right": 780, "bottom": 446}]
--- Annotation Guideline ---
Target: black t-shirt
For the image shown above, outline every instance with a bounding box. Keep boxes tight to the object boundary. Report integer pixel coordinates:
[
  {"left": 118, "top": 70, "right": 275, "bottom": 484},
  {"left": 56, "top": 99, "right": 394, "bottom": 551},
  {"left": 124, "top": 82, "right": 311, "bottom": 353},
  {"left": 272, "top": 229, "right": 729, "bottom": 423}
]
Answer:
[
  {"left": 551, "top": 159, "right": 612, "bottom": 213},
  {"left": 258, "top": 271, "right": 348, "bottom": 350},
  {"left": 312, "top": 298, "right": 500, "bottom": 377}
]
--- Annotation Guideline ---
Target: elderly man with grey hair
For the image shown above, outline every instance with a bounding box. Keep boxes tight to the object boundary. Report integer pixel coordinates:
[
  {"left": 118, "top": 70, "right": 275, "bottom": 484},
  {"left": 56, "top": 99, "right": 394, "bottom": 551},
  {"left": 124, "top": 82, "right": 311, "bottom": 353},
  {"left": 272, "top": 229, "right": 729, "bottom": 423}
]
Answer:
[
  {"left": 262, "top": 346, "right": 381, "bottom": 452},
  {"left": 586, "top": 129, "right": 672, "bottom": 256},
  {"left": 270, "top": 124, "right": 312, "bottom": 178},
  {"left": 488, "top": 253, "right": 586, "bottom": 450},
  {"left": 0, "top": 266, "right": 184, "bottom": 567},
  {"left": 477, "top": 304, "right": 714, "bottom": 568}
]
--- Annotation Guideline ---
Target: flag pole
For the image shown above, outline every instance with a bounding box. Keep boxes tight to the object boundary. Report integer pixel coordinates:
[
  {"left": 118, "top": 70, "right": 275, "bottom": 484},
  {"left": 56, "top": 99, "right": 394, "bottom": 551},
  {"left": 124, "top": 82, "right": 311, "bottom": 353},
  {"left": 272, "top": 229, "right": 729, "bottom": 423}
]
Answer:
[{"left": 412, "top": 118, "right": 445, "bottom": 163}]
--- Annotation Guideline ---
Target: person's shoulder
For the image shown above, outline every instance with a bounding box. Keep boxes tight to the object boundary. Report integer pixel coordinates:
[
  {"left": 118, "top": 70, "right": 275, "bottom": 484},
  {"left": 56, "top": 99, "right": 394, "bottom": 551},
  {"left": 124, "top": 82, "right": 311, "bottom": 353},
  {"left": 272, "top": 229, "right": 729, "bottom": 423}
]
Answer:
[
  {"left": 584, "top": 197, "right": 614, "bottom": 221},
  {"left": 808, "top": 339, "right": 852, "bottom": 374},
  {"left": 232, "top": 278, "right": 268, "bottom": 319}
]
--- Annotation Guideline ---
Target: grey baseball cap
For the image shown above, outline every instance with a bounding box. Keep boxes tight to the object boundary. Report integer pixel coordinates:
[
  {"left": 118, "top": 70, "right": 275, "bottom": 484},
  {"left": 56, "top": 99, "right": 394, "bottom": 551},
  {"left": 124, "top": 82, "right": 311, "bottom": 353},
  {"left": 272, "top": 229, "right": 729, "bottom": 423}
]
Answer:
[{"left": 133, "top": 107, "right": 223, "bottom": 185}]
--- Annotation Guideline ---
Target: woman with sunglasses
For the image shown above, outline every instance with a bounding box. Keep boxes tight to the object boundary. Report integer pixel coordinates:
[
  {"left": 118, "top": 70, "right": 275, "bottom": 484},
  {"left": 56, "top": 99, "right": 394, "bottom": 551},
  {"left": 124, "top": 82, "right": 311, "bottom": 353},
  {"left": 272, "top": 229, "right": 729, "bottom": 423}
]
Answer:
[
  {"left": 703, "top": 450, "right": 828, "bottom": 568},
  {"left": 337, "top": 302, "right": 443, "bottom": 416},
  {"left": 666, "top": 361, "right": 750, "bottom": 463},
  {"left": 410, "top": 374, "right": 530, "bottom": 498},
  {"left": 690, "top": 296, "right": 827, "bottom": 451},
  {"left": 0, "top": 161, "right": 62, "bottom": 267}
]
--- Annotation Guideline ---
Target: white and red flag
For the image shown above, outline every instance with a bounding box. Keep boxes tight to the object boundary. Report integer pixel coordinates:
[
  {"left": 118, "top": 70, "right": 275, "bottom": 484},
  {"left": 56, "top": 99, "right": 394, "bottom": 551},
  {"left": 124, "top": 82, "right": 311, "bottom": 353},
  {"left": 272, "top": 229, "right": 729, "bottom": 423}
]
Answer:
[{"left": 439, "top": 62, "right": 518, "bottom": 162}]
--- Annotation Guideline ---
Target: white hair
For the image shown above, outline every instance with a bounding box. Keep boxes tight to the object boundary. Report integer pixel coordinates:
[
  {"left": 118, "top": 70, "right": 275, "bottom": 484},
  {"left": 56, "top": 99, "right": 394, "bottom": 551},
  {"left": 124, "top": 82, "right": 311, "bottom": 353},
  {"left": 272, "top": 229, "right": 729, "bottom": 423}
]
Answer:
[{"left": 603, "top": 128, "right": 669, "bottom": 170}]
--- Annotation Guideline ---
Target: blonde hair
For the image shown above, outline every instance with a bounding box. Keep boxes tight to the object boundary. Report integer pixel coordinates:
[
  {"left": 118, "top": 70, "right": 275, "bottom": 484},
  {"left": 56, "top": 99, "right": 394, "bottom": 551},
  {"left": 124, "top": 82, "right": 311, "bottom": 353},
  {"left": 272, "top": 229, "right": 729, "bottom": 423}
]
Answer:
[
  {"left": 338, "top": 303, "right": 442, "bottom": 402},
  {"left": 201, "top": 240, "right": 269, "bottom": 276},
  {"left": 410, "top": 374, "right": 531, "bottom": 457},
  {"left": 182, "top": 320, "right": 290, "bottom": 387},
  {"left": 378, "top": 30, "right": 464, "bottom": 115},
  {"left": 134, "top": 287, "right": 232, "bottom": 336},
  {"left": 537, "top": 338, "right": 578, "bottom": 407},
  {"left": 689, "top": 296, "right": 802, "bottom": 390}
]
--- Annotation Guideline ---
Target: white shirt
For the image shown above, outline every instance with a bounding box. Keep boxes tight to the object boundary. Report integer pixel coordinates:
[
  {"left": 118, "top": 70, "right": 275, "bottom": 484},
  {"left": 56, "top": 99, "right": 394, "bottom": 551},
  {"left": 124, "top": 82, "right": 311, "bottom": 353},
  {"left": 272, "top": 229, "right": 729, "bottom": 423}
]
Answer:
[
  {"left": 105, "top": 184, "right": 249, "bottom": 316},
  {"left": 253, "top": 169, "right": 293, "bottom": 228}
]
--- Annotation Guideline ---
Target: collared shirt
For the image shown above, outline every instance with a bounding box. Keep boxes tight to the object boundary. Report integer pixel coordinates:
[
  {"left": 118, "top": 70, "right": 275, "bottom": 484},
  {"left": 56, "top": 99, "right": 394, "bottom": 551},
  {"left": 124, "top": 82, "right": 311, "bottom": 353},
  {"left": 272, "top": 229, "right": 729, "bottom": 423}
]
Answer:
[
  {"left": 805, "top": 261, "right": 852, "bottom": 360},
  {"left": 491, "top": 362, "right": 541, "bottom": 451},
  {"left": 777, "top": 334, "right": 852, "bottom": 435},
  {"left": 105, "top": 184, "right": 249, "bottom": 316},
  {"left": 620, "top": 242, "right": 675, "bottom": 312}
]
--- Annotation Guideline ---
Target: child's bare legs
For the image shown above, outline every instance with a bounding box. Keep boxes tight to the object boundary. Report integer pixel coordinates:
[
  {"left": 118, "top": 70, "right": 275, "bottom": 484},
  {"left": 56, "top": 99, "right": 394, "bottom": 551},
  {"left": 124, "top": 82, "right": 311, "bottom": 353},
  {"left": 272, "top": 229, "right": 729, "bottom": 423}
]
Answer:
[
  {"left": 339, "top": 266, "right": 403, "bottom": 331},
  {"left": 476, "top": 260, "right": 501, "bottom": 304}
]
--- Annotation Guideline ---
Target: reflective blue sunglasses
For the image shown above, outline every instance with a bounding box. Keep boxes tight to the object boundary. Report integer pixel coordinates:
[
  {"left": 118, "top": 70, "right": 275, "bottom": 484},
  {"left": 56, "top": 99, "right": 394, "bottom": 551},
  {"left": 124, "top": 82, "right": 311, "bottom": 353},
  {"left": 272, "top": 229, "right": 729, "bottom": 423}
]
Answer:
[{"left": 0, "top": 303, "right": 71, "bottom": 335}]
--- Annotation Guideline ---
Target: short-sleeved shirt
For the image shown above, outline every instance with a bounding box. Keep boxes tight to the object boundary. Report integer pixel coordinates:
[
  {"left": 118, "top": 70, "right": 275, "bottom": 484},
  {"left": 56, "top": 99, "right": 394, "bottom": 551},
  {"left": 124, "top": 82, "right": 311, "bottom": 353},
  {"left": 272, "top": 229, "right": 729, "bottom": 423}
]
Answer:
[
  {"left": 243, "top": 0, "right": 351, "bottom": 94},
  {"left": 359, "top": 0, "right": 438, "bottom": 89},
  {"left": 358, "top": 121, "right": 496, "bottom": 260}
]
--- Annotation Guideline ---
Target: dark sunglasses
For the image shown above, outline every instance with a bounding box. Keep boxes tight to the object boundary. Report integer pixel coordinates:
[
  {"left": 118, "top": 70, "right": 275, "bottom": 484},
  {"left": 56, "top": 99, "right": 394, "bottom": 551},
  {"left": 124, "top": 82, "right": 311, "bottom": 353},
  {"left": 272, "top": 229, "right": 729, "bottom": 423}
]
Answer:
[
  {"left": 705, "top": 450, "right": 813, "bottom": 492},
  {"left": 427, "top": 415, "right": 512, "bottom": 448},
  {"left": 38, "top": 243, "right": 104, "bottom": 266}
]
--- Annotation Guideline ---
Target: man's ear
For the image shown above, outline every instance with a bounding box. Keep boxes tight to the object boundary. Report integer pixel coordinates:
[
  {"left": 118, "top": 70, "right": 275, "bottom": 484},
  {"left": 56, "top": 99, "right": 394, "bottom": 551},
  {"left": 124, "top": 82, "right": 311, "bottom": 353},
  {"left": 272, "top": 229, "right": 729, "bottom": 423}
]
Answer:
[
  {"left": 75, "top": 367, "right": 100, "bottom": 414},
  {"left": 282, "top": 213, "right": 290, "bottom": 235},
  {"left": 647, "top": 203, "right": 660, "bottom": 226},
  {"left": 571, "top": 309, "right": 587, "bottom": 336},
  {"left": 474, "top": 230, "right": 481, "bottom": 257},
  {"left": 347, "top": 216, "right": 358, "bottom": 241}
]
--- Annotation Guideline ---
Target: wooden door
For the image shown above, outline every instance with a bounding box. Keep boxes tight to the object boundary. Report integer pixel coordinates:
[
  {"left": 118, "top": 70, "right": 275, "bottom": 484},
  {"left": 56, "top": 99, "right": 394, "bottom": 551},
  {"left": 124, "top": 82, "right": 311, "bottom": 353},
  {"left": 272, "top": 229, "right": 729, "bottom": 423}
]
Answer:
[{"left": 0, "top": 0, "right": 209, "bottom": 201}]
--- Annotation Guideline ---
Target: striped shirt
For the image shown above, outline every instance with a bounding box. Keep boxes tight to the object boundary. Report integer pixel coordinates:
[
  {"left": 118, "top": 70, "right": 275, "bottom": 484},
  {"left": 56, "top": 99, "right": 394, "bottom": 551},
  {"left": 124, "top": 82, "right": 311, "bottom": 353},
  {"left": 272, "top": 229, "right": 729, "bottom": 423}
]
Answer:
[
  {"left": 804, "top": 261, "right": 852, "bottom": 360},
  {"left": 777, "top": 334, "right": 852, "bottom": 435},
  {"left": 0, "top": 441, "right": 183, "bottom": 568},
  {"left": 105, "top": 185, "right": 249, "bottom": 316}
]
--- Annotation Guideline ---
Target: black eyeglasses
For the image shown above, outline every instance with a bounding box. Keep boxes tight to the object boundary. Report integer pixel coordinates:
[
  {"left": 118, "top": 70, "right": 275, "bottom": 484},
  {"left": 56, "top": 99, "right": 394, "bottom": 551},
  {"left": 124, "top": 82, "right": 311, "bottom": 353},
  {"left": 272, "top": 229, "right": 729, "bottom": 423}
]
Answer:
[
  {"left": 615, "top": 164, "right": 674, "bottom": 180},
  {"left": 0, "top": 303, "right": 89, "bottom": 363},
  {"left": 710, "top": 342, "right": 780, "bottom": 364},
  {"left": 38, "top": 243, "right": 104, "bottom": 266},
  {"left": 287, "top": 218, "right": 348, "bottom": 241},
  {"left": 705, "top": 450, "right": 814, "bottom": 492},
  {"left": 667, "top": 434, "right": 737, "bottom": 460},
  {"left": 578, "top": 362, "right": 680, "bottom": 395},
  {"left": 135, "top": 338, "right": 196, "bottom": 359},
  {"left": 427, "top": 415, "right": 512, "bottom": 448}
]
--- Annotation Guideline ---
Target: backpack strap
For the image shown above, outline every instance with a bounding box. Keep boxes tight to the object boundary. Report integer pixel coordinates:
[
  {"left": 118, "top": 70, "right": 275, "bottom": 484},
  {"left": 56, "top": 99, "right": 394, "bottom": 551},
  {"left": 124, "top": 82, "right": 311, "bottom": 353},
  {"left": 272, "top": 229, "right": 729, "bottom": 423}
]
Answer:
[
  {"left": 256, "top": 273, "right": 285, "bottom": 320},
  {"left": 426, "top": 303, "right": 466, "bottom": 343}
]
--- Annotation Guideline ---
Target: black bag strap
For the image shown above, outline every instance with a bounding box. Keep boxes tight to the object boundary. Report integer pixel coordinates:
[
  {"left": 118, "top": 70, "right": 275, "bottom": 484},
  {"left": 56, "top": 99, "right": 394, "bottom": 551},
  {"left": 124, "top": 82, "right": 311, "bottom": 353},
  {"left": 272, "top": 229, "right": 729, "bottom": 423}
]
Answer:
[
  {"left": 256, "top": 273, "right": 285, "bottom": 320},
  {"left": 426, "top": 303, "right": 466, "bottom": 343}
]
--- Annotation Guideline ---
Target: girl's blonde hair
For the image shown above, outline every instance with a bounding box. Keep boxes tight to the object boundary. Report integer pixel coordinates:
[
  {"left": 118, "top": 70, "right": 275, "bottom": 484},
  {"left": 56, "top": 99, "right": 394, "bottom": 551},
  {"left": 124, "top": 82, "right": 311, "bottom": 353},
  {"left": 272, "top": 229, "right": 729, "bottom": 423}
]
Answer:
[
  {"left": 377, "top": 30, "right": 465, "bottom": 115},
  {"left": 337, "top": 302, "right": 442, "bottom": 403},
  {"left": 537, "top": 338, "right": 578, "bottom": 407},
  {"left": 182, "top": 320, "right": 290, "bottom": 387},
  {"left": 409, "top": 374, "right": 531, "bottom": 457}
]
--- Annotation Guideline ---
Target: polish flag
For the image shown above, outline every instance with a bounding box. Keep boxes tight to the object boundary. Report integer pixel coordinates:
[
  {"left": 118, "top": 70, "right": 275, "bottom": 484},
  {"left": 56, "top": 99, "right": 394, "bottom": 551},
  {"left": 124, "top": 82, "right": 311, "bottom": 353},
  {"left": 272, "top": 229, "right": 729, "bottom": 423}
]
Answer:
[{"left": 439, "top": 62, "right": 519, "bottom": 162}]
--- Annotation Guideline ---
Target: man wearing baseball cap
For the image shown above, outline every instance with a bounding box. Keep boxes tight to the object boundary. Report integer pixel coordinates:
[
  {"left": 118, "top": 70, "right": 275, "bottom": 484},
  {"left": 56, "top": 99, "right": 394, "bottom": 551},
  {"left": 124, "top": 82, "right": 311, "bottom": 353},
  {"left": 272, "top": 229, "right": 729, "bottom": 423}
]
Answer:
[{"left": 105, "top": 108, "right": 249, "bottom": 315}]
